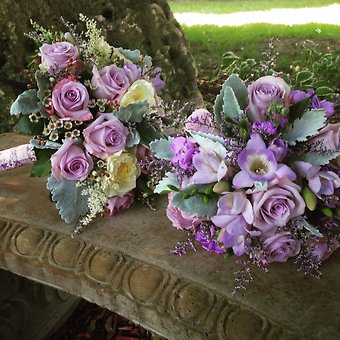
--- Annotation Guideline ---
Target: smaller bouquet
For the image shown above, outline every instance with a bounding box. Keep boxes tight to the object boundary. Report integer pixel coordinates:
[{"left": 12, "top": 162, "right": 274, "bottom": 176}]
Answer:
[
  {"left": 148, "top": 74, "right": 340, "bottom": 290},
  {"left": 2, "top": 15, "right": 165, "bottom": 233}
]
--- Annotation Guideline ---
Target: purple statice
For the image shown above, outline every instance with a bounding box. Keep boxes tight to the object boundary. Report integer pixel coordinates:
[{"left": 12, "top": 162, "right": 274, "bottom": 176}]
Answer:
[
  {"left": 170, "top": 137, "right": 198, "bottom": 171},
  {"left": 252, "top": 120, "right": 277, "bottom": 135},
  {"left": 195, "top": 223, "right": 225, "bottom": 254},
  {"left": 172, "top": 238, "right": 197, "bottom": 256}
]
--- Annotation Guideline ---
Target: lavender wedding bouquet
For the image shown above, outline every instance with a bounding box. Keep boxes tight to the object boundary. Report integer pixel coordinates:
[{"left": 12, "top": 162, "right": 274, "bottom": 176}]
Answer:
[
  {"left": 148, "top": 74, "right": 340, "bottom": 288},
  {"left": 1, "top": 15, "right": 165, "bottom": 233}
]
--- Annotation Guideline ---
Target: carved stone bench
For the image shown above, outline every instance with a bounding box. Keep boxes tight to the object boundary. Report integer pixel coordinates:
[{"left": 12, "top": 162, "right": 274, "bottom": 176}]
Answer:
[{"left": 1, "top": 133, "right": 340, "bottom": 340}]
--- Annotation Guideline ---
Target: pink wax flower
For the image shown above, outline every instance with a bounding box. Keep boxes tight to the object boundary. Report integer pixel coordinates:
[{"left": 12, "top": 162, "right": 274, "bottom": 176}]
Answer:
[
  {"left": 52, "top": 78, "right": 92, "bottom": 121},
  {"left": 51, "top": 139, "right": 93, "bottom": 181}
]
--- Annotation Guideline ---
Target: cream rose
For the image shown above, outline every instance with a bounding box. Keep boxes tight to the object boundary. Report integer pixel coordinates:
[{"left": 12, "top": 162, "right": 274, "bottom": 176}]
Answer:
[
  {"left": 102, "top": 151, "right": 140, "bottom": 197},
  {"left": 120, "top": 79, "right": 156, "bottom": 107}
]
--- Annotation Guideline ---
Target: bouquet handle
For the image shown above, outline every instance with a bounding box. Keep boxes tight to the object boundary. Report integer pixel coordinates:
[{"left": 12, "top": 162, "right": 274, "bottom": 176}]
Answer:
[{"left": 0, "top": 144, "right": 36, "bottom": 172}]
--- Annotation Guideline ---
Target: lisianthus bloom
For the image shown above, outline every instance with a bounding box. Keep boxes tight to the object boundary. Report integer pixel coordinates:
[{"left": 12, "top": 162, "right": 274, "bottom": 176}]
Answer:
[
  {"left": 268, "top": 137, "right": 288, "bottom": 162},
  {"left": 293, "top": 161, "right": 340, "bottom": 197},
  {"left": 233, "top": 133, "right": 295, "bottom": 189},
  {"left": 247, "top": 76, "right": 290, "bottom": 122},
  {"left": 211, "top": 192, "right": 256, "bottom": 256},
  {"left": 170, "top": 137, "right": 198, "bottom": 171},
  {"left": 261, "top": 232, "right": 301, "bottom": 264},
  {"left": 51, "top": 139, "right": 93, "bottom": 181},
  {"left": 40, "top": 42, "right": 79, "bottom": 71},
  {"left": 91, "top": 64, "right": 141, "bottom": 101},
  {"left": 166, "top": 193, "right": 201, "bottom": 230},
  {"left": 120, "top": 79, "right": 156, "bottom": 108},
  {"left": 107, "top": 192, "right": 135, "bottom": 216},
  {"left": 250, "top": 178, "right": 305, "bottom": 237},
  {"left": 102, "top": 151, "right": 140, "bottom": 197},
  {"left": 52, "top": 78, "right": 92, "bottom": 122},
  {"left": 83, "top": 113, "right": 128, "bottom": 159},
  {"left": 185, "top": 109, "right": 219, "bottom": 135}
]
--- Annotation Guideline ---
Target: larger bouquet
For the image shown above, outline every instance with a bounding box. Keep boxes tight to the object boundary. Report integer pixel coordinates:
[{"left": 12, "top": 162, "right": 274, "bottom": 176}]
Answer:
[
  {"left": 4, "top": 15, "right": 165, "bottom": 233},
  {"left": 148, "top": 74, "right": 340, "bottom": 289}
]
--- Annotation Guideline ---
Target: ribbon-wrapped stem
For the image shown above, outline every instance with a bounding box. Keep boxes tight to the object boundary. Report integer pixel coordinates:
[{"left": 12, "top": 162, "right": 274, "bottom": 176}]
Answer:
[{"left": 0, "top": 144, "right": 36, "bottom": 172}]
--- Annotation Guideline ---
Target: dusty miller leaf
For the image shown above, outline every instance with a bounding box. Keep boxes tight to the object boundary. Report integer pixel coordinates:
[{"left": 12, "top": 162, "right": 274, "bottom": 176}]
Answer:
[
  {"left": 10, "top": 89, "right": 42, "bottom": 116},
  {"left": 300, "top": 152, "right": 340, "bottom": 165},
  {"left": 149, "top": 138, "right": 174, "bottom": 160},
  {"left": 154, "top": 172, "right": 179, "bottom": 194}
]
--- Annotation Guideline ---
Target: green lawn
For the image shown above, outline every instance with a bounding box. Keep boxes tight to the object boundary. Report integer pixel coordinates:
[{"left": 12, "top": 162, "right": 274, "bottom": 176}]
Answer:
[
  {"left": 169, "top": 0, "right": 340, "bottom": 14},
  {"left": 182, "top": 23, "right": 340, "bottom": 78}
]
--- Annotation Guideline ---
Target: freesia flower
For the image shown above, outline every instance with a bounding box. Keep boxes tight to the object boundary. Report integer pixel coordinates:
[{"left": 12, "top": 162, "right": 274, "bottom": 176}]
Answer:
[
  {"left": 211, "top": 192, "right": 256, "bottom": 256},
  {"left": 170, "top": 137, "right": 198, "bottom": 171},
  {"left": 233, "top": 133, "right": 296, "bottom": 189}
]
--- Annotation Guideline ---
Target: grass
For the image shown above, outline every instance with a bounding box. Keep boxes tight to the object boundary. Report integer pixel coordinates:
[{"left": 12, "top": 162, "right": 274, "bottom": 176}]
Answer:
[
  {"left": 169, "top": 0, "right": 340, "bottom": 14},
  {"left": 182, "top": 23, "right": 340, "bottom": 79}
]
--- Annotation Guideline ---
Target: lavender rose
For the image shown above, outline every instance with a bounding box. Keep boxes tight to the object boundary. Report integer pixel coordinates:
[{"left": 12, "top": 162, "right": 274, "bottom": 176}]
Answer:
[
  {"left": 51, "top": 139, "right": 93, "bottom": 181},
  {"left": 262, "top": 232, "right": 301, "bottom": 263},
  {"left": 52, "top": 78, "right": 92, "bottom": 121},
  {"left": 40, "top": 42, "right": 79, "bottom": 71},
  {"left": 251, "top": 178, "right": 305, "bottom": 237},
  {"left": 91, "top": 63, "right": 140, "bottom": 101},
  {"left": 83, "top": 113, "right": 128, "bottom": 159},
  {"left": 247, "top": 76, "right": 290, "bottom": 122},
  {"left": 311, "top": 238, "right": 340, "bottom": 261},
  {"left": 309, "top": 123, "right": 340, "bottom": 170},
  {"left": 107, "top": 192, "right": 134, "bottom": 216}
]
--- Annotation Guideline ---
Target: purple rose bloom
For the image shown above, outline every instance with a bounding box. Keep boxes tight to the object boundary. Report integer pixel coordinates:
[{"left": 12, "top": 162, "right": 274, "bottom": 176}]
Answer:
[
  {"left": 107, "top": 192, "right": 134, "bottom": 216},
  {"left": 91, "top": 63, "right": 141, "bottom": 101},
  {"left": 251, "top": 178, "right": 306, "bottom": 237},
  {"left": 52, "top": 78, "right": 92, "bottom": 121},
  {"left": 211, "top": 192, "right": 256, "bottom": 256},
  {"left": 247, "top": 76, "right": 290, "bottom": 122},
  {"left": 311, "top": 95, "right": 334, "bottom": 117},
  {"left": 293, "top": 161, "right": 340, "bottom": 197},
  {"left": 170, "top": 137, "right": 198, "bottom": 171},
  {"left": 268, "top": 137, "right": 288, "bottom": 162},
  {"left": 166, "top": 193, "right": 201, "bottom": 230},
  {"left": 51, "top": 139, "right": 93, "bottom": 181},
  {"left": 262, "top": 232, "right": 301, "bottom": 263},
  {"left": 311, "top": 238, "right": 340, "bottom": 261},
  {"left": 83, "top": 113, "right": 128, "bottom": 159},
  {"left": 40, "top": 42, "right": 79, "bottom": 71}
]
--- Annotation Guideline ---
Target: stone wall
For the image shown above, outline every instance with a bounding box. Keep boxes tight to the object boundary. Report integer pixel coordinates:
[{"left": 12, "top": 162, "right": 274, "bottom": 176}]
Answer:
[{"left": 0, "top": 0, "right": 202, "bottom": 131}]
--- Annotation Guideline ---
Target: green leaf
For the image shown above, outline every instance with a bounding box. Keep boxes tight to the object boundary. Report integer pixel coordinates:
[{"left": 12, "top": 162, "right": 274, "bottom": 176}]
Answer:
[
  {"left": 47, "top": 176, "right": 89, "bottom": 224},
  {"left": 282, "top": 109, "right": 326, "bottom": 146},
  {"left": 149, "top": 138, "right": 174, "bottom": 160},
  {"left": 213, "top": 81, "right": 228, "bottom": 123},
  {"left": 223, "top": 86, "right": 243, "bottom": 119},
  {"left": 31, "top": 148, "right": 54, "bottom": 177},
  {"left": 126, "top": 128, "right": 140, "bottom": 148},
  {"left": 172, "top": 191, "right": 218, "bottom": 218},
  {"left": 136, "top": 122, "right": 164, "bottom": 147},
  {"left": 300, "top": 152, "right": 340, "bottom": 165},
  {"left": 154, "top": 172, "right": 179, "bottom": 194},
  {"left": 35, "top": 71, "right": 50, "bottom": 102},
  {"left": 14, "top": 115, "right": 44, "bottom": 135},
  {"left": 289, "top": 97, "right": 310, "bottom": 122},
  {"left": 118, "top": 48, "right": 141, "bottom": 63},
  {"left": 296, "top": 70, "right": 313, "bottom": 84},
  {"left": 223, "top": 73, "right": 248, "bottom": 110},
  {"left": 315, "top": 86, "right": 334, "bottom": 96},
  {"left": 113, "top": 100, "right": 148, "bottom": 123},
  {"left": 10, "top": 89, "right": 42, "bottom": 116}
]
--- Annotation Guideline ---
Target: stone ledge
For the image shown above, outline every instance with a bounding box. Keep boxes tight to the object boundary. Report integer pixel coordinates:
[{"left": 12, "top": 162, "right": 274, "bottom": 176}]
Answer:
[{"left": 1, "top": 133, "right": 340, "bottom": 340}]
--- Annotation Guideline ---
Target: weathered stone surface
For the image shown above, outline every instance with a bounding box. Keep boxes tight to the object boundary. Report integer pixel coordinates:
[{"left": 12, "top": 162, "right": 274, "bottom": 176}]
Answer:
[
  {"left": 0, "top": 269, "right": 79, "bottom": 340},
  {"left": 0, "top": 0, "right": 202, "bottom": 131},
  {"left": 1, "top": 133, "right": 340, "bottom": 340}
]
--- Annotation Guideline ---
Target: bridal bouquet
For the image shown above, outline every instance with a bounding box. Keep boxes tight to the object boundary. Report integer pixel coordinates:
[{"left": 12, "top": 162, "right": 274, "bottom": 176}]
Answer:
[
  {"left": 1, "top": 15, "right": 165, "bottom": 233},
  {"left": 148, "top": 74, "right": 340, "bottom": 288}
]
